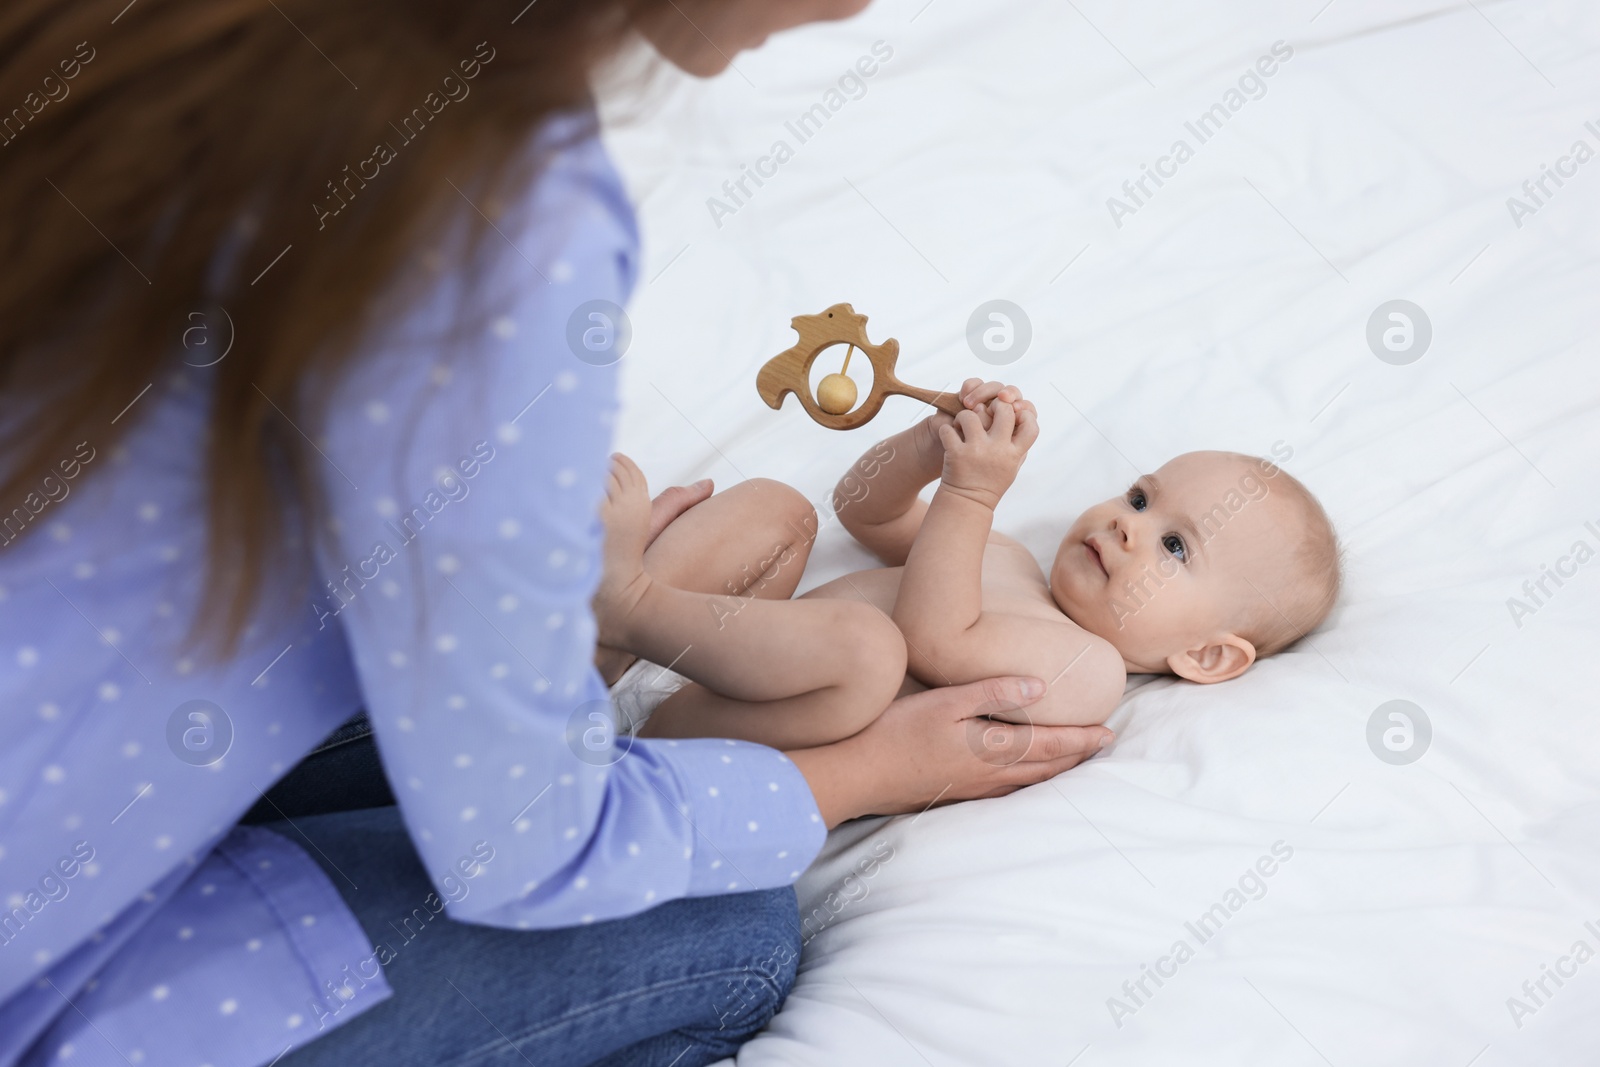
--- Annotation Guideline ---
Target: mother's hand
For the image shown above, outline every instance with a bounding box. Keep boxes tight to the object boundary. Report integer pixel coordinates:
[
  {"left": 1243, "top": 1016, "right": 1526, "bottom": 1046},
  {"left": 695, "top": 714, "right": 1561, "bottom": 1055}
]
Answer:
[
  {"left": 593, "top": 476, "right": 713, "bottom": 682},
  {"left": 785, "top": 676, "right": 1113, "bottom": 828}
]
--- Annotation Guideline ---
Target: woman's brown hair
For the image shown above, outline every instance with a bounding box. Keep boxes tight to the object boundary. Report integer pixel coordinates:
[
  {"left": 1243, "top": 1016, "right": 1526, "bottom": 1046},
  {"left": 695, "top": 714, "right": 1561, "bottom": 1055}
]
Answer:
[{"left": 0, "top": 0, "right": 666, "bottom": 655}]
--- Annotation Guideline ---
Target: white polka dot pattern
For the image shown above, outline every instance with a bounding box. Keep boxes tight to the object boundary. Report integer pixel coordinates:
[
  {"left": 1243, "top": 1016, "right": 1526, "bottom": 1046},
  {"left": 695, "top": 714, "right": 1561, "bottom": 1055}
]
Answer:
[{"left": 0, "top": 109, "right": 824, "bottom": 1062}]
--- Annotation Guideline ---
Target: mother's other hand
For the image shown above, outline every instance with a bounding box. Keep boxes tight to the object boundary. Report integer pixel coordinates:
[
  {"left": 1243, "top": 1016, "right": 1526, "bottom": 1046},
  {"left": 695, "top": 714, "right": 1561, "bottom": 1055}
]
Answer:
[
  {"left": 786, "top": 676, "right": 1113, "bottom": 828},
  {"left": 593, "top": 477, "right": 713, "bottom": 682}
]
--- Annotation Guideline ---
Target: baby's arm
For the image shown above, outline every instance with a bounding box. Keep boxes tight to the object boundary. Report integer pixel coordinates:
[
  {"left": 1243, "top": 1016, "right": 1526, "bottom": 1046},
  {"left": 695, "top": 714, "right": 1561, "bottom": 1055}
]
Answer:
[
  {"left": 892, "top": 394, "right": 1033, "bottom": 643},
  {"left": 831, "top": 421, "right": 940, "bottom": 568},
  {"left": 888, "top": 393, "right": 1121, "bottom": 724},
  {"left": 833, "top": 380, "right": 1027, "bottom": 566},
  {"left": 908, "top": 607, "right": 1125, "bottom": 727}
]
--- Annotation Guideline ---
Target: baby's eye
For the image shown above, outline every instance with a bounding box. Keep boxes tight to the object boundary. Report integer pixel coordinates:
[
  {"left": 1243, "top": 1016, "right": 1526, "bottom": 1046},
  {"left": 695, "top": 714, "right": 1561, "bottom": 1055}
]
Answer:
[
  {"left": 1127, "top": 488, "right": 1147, "bottom": 511},
  {"left": 1162, "top": 533, "right": 1188, "bottom": 562}
]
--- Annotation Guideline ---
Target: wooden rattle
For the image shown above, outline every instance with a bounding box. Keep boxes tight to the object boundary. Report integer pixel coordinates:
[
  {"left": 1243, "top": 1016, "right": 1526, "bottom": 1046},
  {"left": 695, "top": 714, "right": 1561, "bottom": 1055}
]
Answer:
[{"left": 755, "top": 303, "right": 963, "bottom": 431}]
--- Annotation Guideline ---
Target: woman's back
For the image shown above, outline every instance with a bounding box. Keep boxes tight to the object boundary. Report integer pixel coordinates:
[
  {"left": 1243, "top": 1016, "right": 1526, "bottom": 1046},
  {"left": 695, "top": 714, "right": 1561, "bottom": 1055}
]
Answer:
[{"left": 0, "top": 112, "right": 662, "bottom": 1058}]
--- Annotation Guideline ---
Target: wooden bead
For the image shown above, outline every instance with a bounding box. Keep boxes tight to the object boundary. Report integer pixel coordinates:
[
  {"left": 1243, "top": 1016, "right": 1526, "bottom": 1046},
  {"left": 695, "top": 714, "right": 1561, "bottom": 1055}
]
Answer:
[
  {"left": 757, "top": 303, "right": 963, "bottom": 431},
  {"left": 817, "top": 373, "right": 857, "bottom": 415}
]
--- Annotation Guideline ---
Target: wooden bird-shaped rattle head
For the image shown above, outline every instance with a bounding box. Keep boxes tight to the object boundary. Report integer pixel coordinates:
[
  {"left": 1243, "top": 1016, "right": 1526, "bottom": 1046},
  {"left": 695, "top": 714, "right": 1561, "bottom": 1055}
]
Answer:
[{"left": 755, "top": 302, "right": 961, "bottom": 430}]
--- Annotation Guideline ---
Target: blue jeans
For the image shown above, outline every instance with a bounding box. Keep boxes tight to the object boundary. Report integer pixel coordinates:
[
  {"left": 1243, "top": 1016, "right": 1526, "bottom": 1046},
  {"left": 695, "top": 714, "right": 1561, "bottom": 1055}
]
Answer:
[{"left": 269, "top": 805, "right": 800, "bottom": 1067}]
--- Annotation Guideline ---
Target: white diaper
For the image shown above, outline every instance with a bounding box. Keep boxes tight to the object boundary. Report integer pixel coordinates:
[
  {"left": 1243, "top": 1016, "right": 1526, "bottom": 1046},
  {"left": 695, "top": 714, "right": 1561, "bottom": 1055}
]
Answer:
[{"left": 609, "top": 656, "right": 692, "bottom": 735}]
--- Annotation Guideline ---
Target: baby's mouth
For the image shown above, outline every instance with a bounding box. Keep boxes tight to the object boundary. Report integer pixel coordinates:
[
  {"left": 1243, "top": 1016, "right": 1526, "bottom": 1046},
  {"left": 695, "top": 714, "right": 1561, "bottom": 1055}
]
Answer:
[{"left": 1084, "top": 539, "right": 1108, "bottom": 579}]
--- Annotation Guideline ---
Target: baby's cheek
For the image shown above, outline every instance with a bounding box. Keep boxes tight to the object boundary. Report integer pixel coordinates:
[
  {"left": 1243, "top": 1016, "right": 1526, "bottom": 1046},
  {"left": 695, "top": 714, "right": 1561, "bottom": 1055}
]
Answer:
[{"left": 1117, "top": 585, "right": 1201, "bottom": 653}]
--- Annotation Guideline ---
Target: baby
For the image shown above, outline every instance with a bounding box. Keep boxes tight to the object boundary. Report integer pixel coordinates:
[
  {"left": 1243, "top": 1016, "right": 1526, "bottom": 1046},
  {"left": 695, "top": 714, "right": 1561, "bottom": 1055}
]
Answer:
[{"left": 590, "top": 379, "right": 1340, "bottom": 749}]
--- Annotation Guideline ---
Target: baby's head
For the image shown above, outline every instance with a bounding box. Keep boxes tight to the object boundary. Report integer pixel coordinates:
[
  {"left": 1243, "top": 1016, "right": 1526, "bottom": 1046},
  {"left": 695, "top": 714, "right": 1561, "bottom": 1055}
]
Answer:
[{"left": 1048, "top": 450, "right": 1340, "bottom": 683}]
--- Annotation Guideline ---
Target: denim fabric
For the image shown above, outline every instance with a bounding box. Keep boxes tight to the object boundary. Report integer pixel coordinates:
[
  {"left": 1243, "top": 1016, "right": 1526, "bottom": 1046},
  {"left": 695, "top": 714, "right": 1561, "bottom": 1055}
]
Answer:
[
  {"left": 240, "top": 714, "right": 395, "bottom": 825},
  {"left": 271, "top": 806, "right": 801, "bottom": 1067}
]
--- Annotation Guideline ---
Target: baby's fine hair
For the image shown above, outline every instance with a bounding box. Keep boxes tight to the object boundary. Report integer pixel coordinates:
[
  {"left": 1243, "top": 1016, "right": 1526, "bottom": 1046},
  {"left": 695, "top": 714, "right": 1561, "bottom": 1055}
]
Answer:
[{"left": 1229, "top": 454, "right": 1341, "bottom": 657}]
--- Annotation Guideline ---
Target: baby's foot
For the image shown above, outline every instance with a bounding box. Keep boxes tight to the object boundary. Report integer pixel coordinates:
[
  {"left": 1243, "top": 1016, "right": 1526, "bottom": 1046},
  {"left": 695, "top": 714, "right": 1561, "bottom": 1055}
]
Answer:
[
  {"left": 592, "top": 453, "right": 654, "bottom": 650},
  {"left": 592, "top": 475, "right": 714, "bottom": 686}
]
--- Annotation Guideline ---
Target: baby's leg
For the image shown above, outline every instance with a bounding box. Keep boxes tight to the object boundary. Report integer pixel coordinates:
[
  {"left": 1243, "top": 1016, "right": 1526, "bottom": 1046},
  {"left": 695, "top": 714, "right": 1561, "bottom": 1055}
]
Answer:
[
  {"left": 638, "top": 663, "right": 900, "bottom": 748},
  {"left": 596, "top": 460, "right": 905, "bottom": 746},
  {"left": 641, "top": 477, "right": 819, "bottom": 600},
  {"left": 595, "top": 477, "right": 820, "bottom": 685}
]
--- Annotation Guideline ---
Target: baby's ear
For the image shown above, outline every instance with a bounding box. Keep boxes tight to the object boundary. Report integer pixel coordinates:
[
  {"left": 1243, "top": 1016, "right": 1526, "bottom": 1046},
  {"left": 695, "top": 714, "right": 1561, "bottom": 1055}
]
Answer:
[{"left": 1167, "top": 633, "right": 1255, "bottom": 684}]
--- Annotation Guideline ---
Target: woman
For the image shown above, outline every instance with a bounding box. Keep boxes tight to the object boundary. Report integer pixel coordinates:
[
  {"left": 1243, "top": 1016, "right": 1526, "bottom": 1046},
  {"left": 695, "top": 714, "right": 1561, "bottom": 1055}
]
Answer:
[{"left": 0, "top": 2, "right": 1110, "bottom": 1064}]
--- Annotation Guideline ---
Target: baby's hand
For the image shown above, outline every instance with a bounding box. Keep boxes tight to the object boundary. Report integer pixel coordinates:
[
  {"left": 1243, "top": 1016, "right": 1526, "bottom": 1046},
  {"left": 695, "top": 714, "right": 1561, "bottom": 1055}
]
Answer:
[
  {"left": 916, "top": 379, "right": 1036, "bottom": 468},
  {"left": 959, "top": 379, "right": 1036, "bottom": 422},
  {"left": 935, "top": 394, "right": 1038, "bottom": 510}
]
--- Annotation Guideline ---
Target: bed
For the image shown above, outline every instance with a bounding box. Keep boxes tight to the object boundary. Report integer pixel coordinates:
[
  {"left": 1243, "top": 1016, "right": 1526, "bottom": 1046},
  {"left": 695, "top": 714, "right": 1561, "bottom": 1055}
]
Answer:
[{"left": 597, "top": 0, "right": 1600, "bottom": 1062}]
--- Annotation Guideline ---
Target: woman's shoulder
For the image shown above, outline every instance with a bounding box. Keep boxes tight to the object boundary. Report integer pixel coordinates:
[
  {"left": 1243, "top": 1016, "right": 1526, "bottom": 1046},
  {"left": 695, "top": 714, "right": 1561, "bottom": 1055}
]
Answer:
[
  {"left": 316, "top": 104, "right": 635, "bottom": 478},
  {"left": 489, "top": 105, "right": 641, "bottom": 301},
  {"left": 395, "top": 107, "right": 635, "bottom": 356},
  {"left": 333, "top": 104, "right": 640, "bottom": 405}
]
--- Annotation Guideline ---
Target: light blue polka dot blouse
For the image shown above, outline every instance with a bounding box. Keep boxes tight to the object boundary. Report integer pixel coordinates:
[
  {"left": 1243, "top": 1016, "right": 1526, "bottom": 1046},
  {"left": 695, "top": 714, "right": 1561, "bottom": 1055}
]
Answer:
[{"left": 0, "top": 107, "right": 826, "bottom": 1066}]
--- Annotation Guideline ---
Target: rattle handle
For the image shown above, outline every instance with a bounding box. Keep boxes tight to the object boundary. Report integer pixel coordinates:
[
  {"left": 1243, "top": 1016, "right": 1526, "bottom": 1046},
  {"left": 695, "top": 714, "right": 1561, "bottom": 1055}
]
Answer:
[{"left": 895, "top": 383, "right": 964, "bottom": 417}]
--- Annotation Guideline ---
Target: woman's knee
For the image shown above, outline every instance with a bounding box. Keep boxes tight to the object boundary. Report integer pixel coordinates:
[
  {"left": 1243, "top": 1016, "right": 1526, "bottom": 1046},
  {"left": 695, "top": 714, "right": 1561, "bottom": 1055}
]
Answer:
[
  {"left": 654, "top": 886, "right": 799, "bottom": 1059},
  {"left": 705, "top": 886, "right": 801, "bottom": 1031}
]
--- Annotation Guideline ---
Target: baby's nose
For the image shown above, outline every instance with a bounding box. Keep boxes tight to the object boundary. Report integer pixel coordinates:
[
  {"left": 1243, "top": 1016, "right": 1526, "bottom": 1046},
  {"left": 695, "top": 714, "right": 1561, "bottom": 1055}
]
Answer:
[{"left": 1113, "top": 518, "right": 1151, "bottom": 555}]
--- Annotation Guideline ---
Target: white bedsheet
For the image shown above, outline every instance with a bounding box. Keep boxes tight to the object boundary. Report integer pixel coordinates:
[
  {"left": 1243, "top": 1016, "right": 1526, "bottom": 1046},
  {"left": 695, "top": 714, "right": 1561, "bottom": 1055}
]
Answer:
[{"left": 598, "top": 1, "right": 1600, "bottom": 1062}]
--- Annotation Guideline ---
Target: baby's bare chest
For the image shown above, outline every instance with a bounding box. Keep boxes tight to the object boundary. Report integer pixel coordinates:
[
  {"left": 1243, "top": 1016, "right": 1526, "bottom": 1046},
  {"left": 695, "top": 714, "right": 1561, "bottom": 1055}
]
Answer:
[{"left": 798, "top": 544, "right": 1057, "bottom": 621}]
